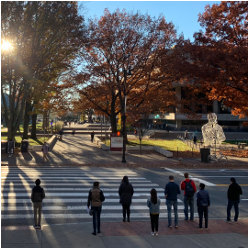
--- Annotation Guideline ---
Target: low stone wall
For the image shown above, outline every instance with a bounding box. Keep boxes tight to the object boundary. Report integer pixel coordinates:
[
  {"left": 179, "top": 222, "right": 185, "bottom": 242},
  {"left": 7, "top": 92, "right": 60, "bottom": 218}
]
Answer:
[
  {"left": 153, "top": 146, "right": 173, "bottom": 158},
  {"left": 29, "top": 135, "right": 57, "bottom": 152}
]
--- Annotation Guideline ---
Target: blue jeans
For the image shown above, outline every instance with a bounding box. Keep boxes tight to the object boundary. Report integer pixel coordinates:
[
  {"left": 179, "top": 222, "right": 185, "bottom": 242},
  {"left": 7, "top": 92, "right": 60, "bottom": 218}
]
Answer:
[
  {"left": 166, "top": 200, "right": 178, "bottom": 226},
  {"left": 184, "top": 196, "right": 194, "bottom": 220},
  {"left": 227, "top": 200, "right": 239, "bottom": 221},
  {"left": 92, "top": 206, "right": 102, "bottom": 233}
]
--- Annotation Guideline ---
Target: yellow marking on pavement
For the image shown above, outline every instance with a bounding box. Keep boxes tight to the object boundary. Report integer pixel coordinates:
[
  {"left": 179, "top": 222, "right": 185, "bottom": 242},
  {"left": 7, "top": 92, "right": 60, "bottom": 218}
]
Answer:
[{"left": 216, "top": 184, "right": 248, "bottom": 186}]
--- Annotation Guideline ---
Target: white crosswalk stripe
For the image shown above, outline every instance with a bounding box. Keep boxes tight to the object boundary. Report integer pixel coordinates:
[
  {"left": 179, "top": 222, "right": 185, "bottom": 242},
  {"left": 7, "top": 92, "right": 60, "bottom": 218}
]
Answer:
[{"left": 1, "top": 166, "right": 197, "bottom": 223}]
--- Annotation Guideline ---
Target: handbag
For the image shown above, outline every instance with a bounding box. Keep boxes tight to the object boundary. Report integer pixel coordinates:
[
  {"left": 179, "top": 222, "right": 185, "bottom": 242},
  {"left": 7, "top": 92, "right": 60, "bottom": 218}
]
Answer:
[
  {"left": 89, "top": 208, "right": 93, "bottom": 216},
  {"left": 86, "top": 206, "right": 93, "bottom": 216}
]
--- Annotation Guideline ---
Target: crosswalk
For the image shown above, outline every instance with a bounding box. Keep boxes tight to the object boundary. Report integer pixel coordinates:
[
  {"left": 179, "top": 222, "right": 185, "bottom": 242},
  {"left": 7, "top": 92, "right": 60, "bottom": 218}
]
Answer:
[{"left": 1, "top": 166, "right": 197, "bottom": 225}]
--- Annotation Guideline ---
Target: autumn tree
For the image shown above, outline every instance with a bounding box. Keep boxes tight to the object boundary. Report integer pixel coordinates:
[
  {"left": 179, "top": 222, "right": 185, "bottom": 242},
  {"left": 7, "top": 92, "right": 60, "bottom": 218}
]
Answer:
[
  {"left": 170, "top": 1, "right": 248, "bottom": 118},
  {"left": 1, "top": 1, "right": 85, "bottom": 141},
  {"left": 74, "top": 9, "right": 178, "bottom": 139}
]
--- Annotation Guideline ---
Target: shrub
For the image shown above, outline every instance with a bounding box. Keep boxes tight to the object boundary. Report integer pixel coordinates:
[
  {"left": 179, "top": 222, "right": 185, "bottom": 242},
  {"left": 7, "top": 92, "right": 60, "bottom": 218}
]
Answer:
[{"left": 55, "top": 121, "right": 64, "bottom": 132}]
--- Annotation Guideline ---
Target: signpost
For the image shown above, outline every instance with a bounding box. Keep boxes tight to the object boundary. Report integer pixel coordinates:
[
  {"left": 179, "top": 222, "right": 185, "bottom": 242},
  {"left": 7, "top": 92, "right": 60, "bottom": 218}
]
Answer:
[{"left": 110, "top": 133, "right": 123, "bottom": 151}]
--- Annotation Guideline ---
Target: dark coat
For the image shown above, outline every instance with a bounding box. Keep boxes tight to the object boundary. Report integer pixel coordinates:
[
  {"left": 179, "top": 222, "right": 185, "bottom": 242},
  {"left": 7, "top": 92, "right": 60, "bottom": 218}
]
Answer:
[
  {"left": 31, "top": 186, "right": 45, "bottom": 202},
  {"left": 164, "top": 182, "right": 180, "bottom": 201},
  {"left": 119, "top": 182, "right": 134, "bottom": 205},
  {"left": 227, "top": 183, "right": 242, "bottom": 202},
  {"left": 197, "top": 189, "right": 210, "bottom": 207}
]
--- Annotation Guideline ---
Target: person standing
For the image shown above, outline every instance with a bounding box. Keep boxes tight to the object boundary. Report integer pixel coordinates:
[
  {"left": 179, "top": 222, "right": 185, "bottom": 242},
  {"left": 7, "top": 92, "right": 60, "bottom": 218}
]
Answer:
[
  {"left": 59, "top": 129, "right": 63, "bottom": 141},
  {"left": 91, "top": 131, "right": 95, "bottom": 142},
  {"left": 147, "top": 188, "right": 161, "bottom": 236},
  {"left": 193, "top": 131, "right": 197, "bottom": 144},
  {"left": 118, "top": 176, "right": 134, "bottom": 222},
  {"left": 184, "top": 130, "right": 188, "bottom": 140},
  {"left": 197, "top": 183, "right": 210, "bottom": 228},
  {"left": 227, "top": 177, "right": 242, "bottom": 222},
  {"left": 165, "top": 175, "right": 180, "bottom": 228},
  {"left": 181, "top": 173, "right": 197, "bottom": 221},
  {"left": 87, "top": 182, "right": 105, "bottom": 235},
  {"left": 31, "top": 179, "right": 45, "bottom": 229},
  {"left": 42, "top": 142, "right": 49, "bottom": 161}
]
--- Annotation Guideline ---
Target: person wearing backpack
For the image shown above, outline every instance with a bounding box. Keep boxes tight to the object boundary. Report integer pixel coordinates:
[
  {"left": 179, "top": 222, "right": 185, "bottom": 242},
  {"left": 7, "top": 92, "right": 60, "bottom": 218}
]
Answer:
[
  {"left": 181, "top": 173, "right": 197, "bottom": 221},
  {"left": 87, "top": 182, "right": 105, "bottom": 235},
  {"left": 197, "top": 183, "right": 210, "bottom": 228},
  {"left": 31, "top": 179, "right": 45, "bottom": 229}
]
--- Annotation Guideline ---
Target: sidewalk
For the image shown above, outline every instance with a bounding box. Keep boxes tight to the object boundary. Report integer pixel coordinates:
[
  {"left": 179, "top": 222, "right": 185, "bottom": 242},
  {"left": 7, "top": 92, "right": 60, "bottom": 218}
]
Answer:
[
  {"left": 1, "top": 219, "right": 248, "bottom": 248},
  {"left": 1, "top": 133, "right": 248, "bottom": 169}
]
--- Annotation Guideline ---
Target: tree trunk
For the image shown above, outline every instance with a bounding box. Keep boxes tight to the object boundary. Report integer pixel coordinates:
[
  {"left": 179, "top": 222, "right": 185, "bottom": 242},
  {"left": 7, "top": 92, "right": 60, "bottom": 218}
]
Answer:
[
  {"left": 110, "top": 113, "right": 117, "bottom": 133},
  {"left": 31, "top": 113, "right": 37, "bottom": 139},
  {"left": 110, "top": 94, "right": 117, "bottom": 133},
  {"left": 22, "top": 101, "right": 32, "bottom": 139}
]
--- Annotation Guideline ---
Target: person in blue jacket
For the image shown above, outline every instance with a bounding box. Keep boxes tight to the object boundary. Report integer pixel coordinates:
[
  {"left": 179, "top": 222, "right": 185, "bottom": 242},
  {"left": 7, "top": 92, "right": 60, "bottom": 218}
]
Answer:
[{"left": 197, "top": 183, "right": 210, "bottom": 228}]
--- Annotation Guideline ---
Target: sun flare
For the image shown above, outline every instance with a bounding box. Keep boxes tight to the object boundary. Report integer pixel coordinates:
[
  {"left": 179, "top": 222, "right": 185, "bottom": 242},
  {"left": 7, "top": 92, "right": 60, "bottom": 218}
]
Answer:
[{"left": 1, "top": 40, "right": 13, "bottom": 52}]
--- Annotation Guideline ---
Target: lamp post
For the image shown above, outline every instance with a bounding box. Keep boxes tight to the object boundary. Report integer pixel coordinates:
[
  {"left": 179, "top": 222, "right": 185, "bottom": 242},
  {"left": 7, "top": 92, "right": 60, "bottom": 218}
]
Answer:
[
  {"left": 121, "top": 67, "right": 131, "bottom": 163},
  {"left": 122, "top": 95, "right": 127, "bottom": 163}
]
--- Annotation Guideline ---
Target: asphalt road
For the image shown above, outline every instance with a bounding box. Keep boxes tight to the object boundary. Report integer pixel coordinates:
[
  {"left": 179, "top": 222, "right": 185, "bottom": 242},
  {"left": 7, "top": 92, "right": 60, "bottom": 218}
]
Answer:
[
  {"left": 134, "top": 167, "right": 248, "bottom": 219},
  {"left": 1, "top": 165, "right": 247, "bottom": 227}
]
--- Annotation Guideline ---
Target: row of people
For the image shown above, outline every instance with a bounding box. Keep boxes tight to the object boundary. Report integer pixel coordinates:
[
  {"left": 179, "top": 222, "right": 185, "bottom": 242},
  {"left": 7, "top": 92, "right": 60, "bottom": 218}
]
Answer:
[{"left": 31, "top": 174, "right": 243, "bottom": 235}]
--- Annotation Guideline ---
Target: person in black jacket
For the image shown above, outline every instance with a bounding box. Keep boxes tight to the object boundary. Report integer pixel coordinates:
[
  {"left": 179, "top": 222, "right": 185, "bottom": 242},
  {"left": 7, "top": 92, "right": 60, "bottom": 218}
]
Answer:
[
  {"left": 118, "top": 176, "right": 134, "bottom": 222},
  {"left": 197, "top": 183, "right": 210, "bottom": 228},
  {"left": 227, "top": 177, "right": 243, "bottom": 222},
  {"left": 31, "top": 179, "right": 45, "bottom": 229}
]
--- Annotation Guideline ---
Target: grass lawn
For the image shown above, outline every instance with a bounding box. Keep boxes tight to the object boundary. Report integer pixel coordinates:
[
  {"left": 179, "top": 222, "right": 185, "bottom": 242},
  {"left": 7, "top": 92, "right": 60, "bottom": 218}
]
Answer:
[
  {"left": 128, "top": 139, "right": 195, "bottom": 152},
  {"left": 2, "top": 122, "right": 48, "bottom": 133},
  {"left": 1, "top": 136, "right": 50, "bottom": 146},
  {"left": 104, "top": 138, "right": 195, "bottom": 152}
]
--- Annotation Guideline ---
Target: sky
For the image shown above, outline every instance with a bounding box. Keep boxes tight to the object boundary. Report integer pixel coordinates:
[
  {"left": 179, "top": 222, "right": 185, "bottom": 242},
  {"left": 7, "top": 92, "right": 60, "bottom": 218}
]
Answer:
[{"left": 79, "top": 1, "right": 220, "bottom": 41}]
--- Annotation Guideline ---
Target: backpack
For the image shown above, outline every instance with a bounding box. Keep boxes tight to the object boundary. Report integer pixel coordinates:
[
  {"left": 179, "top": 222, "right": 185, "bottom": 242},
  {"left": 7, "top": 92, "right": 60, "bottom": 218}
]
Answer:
[{"left": 185, "top": 180, "right": 194, "bottom": 197}]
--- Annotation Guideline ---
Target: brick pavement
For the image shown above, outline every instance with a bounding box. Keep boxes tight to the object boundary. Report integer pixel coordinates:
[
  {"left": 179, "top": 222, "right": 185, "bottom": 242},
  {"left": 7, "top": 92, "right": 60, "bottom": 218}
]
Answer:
[{"left": 101, "top": 218, "right": 248, "bottom": 237}]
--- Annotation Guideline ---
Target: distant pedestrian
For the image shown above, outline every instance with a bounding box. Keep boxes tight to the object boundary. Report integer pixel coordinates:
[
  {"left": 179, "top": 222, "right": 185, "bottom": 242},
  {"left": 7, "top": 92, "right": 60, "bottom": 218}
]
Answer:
[
  {"left": 147, "top": 188, "right": 161, "bottom": 236},
  {"left": 227, "top": 177, "right": 242, "bottom": 222},
  {"left": 165, "top": 175, "right": 180, "bottom": 228},
  {"left": 184, "top": 130, "right": 188, "bottom": 140},
  {"left": 197, "top": 183, "right": 210, "bottom": 228},
  {"left": 72, "top": 129, "right": 75, "bottom": 135},
  {"left": 87, "top": 182, "right": 105, "bottom": 235},
  {"left": 42, "top": 142, "right": 49, "bottom": 161},
  {"left": 118, "top": 176, "right": 134, "bottom": 222},
  {"left": 31, "top": 179, "right": 45, "bottom": 229},
  {"left": 59, "top": 129, "right": 63, "bottom": 141},
  {"left": 181, "top": 173, "right": 197, "bottom": 221},
  {"left": 193, "top": 131, "right": 197, "bottom": 144},
  {"left": 91, "top": 131, "right": 95, "bottom": 142}
]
